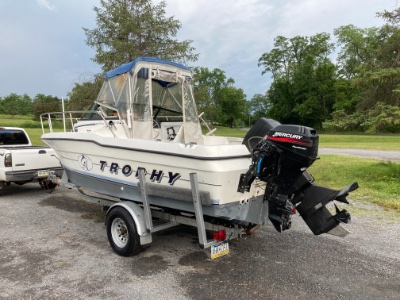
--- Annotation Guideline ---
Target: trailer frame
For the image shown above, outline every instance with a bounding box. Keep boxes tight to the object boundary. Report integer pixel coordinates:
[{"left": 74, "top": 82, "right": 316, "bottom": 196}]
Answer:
[{"left": 54, "top": 169, "right": 248, "bottom": 257}]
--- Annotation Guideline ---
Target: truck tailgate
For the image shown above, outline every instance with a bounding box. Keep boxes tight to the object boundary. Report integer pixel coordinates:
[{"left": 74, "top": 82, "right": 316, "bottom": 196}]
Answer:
[{"left": 10, "top": 147, "right": 61, "bottom": 172}]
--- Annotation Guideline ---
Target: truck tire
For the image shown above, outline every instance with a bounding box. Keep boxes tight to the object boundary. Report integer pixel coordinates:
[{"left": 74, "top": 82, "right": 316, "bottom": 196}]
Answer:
[{"left": 106, "top": 207, "right": 142, "bottom": 256}]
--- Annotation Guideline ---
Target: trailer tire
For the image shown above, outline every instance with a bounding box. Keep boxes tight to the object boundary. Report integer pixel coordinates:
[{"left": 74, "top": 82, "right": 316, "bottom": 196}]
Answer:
[{"left": 106, "top": 207, "right": 142, "bottom": 256}]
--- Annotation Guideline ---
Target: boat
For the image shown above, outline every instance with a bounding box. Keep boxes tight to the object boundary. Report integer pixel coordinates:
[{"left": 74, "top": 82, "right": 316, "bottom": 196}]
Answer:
[{"left": 41, "top": 57, "right": 358, "bottom": 253}]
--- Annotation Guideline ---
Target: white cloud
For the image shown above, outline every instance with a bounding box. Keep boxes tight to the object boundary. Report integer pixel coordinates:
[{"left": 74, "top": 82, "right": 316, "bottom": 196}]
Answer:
[
  {"left": 161, "top": 0, "right": 394, "bottom": 97},
  {"left": 276, "top": 0, "right": 389, "bottom": 38},
  {"left": 36, "top": 0, "right": 56, "bottom": 11}
]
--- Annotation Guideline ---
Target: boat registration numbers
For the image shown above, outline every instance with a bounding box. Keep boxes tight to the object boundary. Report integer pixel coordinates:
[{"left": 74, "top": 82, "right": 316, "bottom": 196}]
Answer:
[
  {"left": 37, "top": 170, "right": 49, "bottom": 177},
  {"left": 211, "top": 241, "right": 229, "bottom": 259}
]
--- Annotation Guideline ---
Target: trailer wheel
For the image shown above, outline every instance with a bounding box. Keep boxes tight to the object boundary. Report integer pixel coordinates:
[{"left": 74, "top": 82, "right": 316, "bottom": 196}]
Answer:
[{"left": 106, "top": 207, "right": 142, "bottom": 256}]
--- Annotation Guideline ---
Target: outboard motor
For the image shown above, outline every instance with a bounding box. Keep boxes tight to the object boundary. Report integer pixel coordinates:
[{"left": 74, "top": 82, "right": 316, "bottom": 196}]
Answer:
[{"left": 239, "top": 118, "right": 358, "bottom": 236}]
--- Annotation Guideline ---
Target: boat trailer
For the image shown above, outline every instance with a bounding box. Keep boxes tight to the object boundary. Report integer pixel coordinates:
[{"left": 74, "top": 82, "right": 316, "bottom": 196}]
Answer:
[{"left": 51, "top": 169, "right": 246, "bottom": 258}]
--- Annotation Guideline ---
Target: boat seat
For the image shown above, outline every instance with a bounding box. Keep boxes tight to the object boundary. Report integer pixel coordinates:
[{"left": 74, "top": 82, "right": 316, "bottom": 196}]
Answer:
[
  {"left": 172, "top": 124, "right": 184, "bottom": 143},
  {"left": 172, "top": 122, "right": 204, "bottom": 145}
]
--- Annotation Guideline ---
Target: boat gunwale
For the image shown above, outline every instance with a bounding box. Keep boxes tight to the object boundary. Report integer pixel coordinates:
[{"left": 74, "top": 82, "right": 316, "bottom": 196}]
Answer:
[{"left": 42, "top": 136, "right": 252, "bottom": 161}]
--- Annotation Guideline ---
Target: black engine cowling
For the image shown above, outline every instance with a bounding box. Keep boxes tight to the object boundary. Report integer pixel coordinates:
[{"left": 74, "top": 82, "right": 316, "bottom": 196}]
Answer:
[{"left": 239, "top": 118, "right": 358, "bottom": 236}]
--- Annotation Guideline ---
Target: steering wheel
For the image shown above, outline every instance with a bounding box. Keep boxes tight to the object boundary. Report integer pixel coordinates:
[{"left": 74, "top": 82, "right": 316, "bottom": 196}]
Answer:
[
  {"left": 153, "top": 118, "right": 160, "bottom": 128},
  {"left": 153, "top": 118, "right": 161, "bottom": 139}
]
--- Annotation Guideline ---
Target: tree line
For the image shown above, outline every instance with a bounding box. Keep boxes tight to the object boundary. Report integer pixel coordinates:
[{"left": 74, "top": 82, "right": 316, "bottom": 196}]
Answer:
[
  {"left": 0, "top": 93, "right": 61, "bottom": 120},
  {"left": 254, "top": 8, "right": 400, "bottom": 133},
  {"left": 1, "top": 1, "right": 399, "bottom": 133}
]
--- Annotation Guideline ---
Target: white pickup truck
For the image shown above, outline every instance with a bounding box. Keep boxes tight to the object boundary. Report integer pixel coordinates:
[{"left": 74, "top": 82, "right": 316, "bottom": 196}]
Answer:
[{"left": 0, "top": 127, "right": 63, "bottom": 190}]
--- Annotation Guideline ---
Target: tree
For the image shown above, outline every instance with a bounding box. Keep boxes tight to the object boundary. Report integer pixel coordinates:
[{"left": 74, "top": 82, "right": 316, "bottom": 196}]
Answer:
[
  {"left": 334, "top": 25, "right": 381, "bottom": 80},
  {"left": 83, "top": 0, "right": 198, "bottom": 72},
  {"left": 33, "top": 94, "right": 61, "bottom": 120},
  {"left": 66, "top": 77, "right": 103, "bottom": 111},
  {"left": 334, "top": 8, "right": 400, "bottom": 111},
  {"left": 326, "top": 7, "right": 400, "bottom": 133},
  {"left": 192, "top": 67, "right": 235, "bottom": 125},
  {"left": 259, "top": 33, "right": 336, "bottom": 128},
  {"left": 265, "top": 78, "right": 296, "bottom": 124},
  {"left": 217, "top": 86, "right": 247, "bottom": 128},
  {"left": 0, "top": 93, "right": 33, "bottom": 116},
  {"left": 19, "top": 94, "right": 34, "bottom": 115},
  {"left": 248, "top": 93, "right": 270, "bottom": 123}
]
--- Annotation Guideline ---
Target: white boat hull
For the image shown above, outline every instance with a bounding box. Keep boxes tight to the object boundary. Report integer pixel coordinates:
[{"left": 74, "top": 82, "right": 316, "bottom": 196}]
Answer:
[{"left": 43, "top": 132, "right": 270, "bottom": 224}]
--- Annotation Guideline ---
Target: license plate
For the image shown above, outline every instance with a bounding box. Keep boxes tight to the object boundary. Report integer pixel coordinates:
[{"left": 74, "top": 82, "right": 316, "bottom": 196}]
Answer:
[
  {"left": 211, "top": 241, "right": 229, "bottom": 259},
  {"left": 37, "top": 170, "right": 49, "bottom": 177}
]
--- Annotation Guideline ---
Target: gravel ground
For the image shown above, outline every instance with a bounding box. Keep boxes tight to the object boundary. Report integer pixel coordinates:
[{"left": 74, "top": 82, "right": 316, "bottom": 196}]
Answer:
[{"left": 0, "top": 183, "right": 399, "bottom": 300}]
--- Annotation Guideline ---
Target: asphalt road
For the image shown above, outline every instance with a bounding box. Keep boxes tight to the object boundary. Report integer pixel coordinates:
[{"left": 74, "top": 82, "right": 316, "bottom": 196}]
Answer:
[
  {"left": 1, "top": 183, "right": 399, "bottom": 300},
  {"left": 319, "top": 148, "right": 400, "bottom": 161}
]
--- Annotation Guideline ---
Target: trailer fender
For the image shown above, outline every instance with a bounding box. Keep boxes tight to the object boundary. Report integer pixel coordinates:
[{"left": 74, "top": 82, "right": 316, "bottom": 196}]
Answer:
[{"left": 107, "top": 202, "right": 152, "bottom": 245}]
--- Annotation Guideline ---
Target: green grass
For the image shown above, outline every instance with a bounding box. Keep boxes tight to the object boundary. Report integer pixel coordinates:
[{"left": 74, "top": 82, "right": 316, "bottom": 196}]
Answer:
[
  {"left": 24, "top": 128, "right": 47, "bottom": 145},
  {"left": 3, "top": 115, "right": 398, "bottom": 149},
  {"left": 210, "top": 126, "right": 247, "bottom": 138},
  {"left": 0, "top": 114, "right": 38, "bottom": 127},
  {"left": 209, "top": 126, "right": 400, "bottom": 150},
  {"left": 0, "top": 114, "right": 33, "bottom": 121},
  {"left": 319, "top": 134, "right": 400, "bottom": 150},
  {"left": 0, "top": 114, "right": 47, "bottom": 145},
  {"left": 0, "top": 115, "right": 68, "bottom": 145},
  {"left": 308, "top": 155, "right": 400, "bottom": 214}
]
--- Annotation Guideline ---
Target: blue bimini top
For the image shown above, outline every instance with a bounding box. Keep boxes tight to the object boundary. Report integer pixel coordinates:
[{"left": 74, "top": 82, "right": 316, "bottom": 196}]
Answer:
[{"left": 104, "top": 57, "right": 191, "bottom": 79}]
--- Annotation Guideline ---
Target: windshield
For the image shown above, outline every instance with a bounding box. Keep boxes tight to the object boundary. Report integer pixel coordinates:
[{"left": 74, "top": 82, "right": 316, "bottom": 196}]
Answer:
[{"left": 97, "top": 72, "right": 131, "bottom": 119}]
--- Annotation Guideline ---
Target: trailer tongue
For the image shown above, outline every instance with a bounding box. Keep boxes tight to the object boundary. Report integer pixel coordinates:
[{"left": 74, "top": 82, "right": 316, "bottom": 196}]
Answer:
[{"left": 240, "top": 118, "right": 358, "bottom": 237}]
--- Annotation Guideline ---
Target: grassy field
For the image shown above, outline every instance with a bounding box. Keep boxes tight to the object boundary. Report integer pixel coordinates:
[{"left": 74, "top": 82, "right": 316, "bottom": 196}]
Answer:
[
  {"left": 2, "top": 116, "right": 399, "bottom": 150},
  {"left": 308, "top": 155, "right": 400, "bottom": 213},
  {"left": 319, "top": 134, "right": 400, "bottom": 150},
  {"left": 212, "top": 126, "right": 248, "bottom": 138},
  {"left": 0, "top": 114, "right": 33, "bottom": 122},
  {"left": 23, "top": 128, "right": 47, "bottom": 145},
  {"left": 24, "top": 127, "right": 400, "bottom": 150},
  {"left": 214, "top": 127, "right": 400, "bottom": 150},
  {"left": 1, "top": 115, "right": 399, "bottom": 214}
]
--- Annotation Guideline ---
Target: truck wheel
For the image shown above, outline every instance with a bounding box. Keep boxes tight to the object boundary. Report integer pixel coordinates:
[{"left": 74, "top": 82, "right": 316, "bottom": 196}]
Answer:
[{"left": 106, "top": 207, "right": 142, "bottom": 256}]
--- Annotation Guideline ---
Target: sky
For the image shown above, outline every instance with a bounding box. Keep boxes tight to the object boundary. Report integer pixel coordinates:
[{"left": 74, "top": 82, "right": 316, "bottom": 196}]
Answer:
[{"left": 0, "top": 0, "right": 397, "bottom": 100}]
